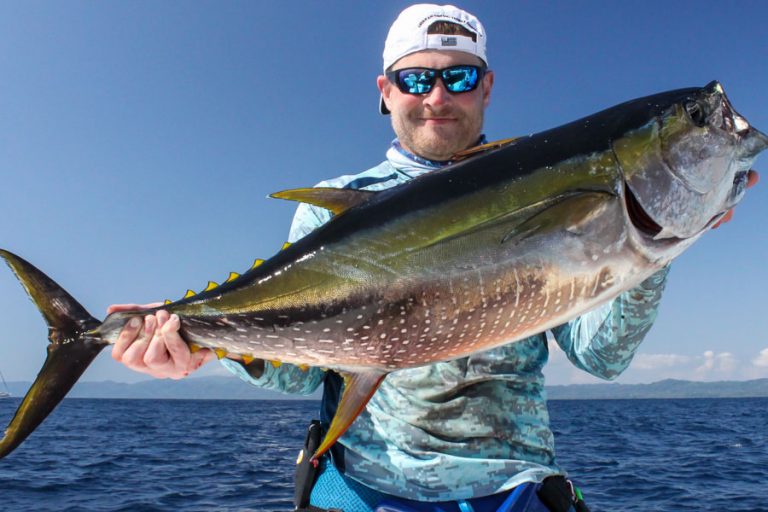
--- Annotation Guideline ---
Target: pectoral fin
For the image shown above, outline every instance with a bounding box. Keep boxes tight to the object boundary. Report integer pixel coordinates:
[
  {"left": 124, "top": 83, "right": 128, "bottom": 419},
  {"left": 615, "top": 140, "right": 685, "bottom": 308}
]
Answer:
[
  {"left": 270, "top": 188, "right": 376, "bottom": 216},
  {"left": 311, "top": 370, "right": 387, "bottom": 462},
  {"left": 501, "top": 190, "right": 617, "bottom": 244}
]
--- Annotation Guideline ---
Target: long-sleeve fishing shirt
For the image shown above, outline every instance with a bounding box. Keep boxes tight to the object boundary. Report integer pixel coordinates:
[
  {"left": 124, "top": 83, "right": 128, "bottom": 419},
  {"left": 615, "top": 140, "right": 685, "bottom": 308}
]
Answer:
[{"left": 221, "top": 140, "right": 670, "bottom": 502}]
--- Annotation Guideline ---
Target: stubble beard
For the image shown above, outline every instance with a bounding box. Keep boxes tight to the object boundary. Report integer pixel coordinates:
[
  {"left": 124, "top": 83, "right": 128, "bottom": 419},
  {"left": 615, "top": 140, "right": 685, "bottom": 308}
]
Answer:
[{"left": 391, "top": 108, "right": 484, "bottom": 162}]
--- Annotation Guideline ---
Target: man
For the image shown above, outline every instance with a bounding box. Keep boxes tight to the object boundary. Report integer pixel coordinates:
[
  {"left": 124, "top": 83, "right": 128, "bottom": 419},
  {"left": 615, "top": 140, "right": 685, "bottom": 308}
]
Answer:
[{"left": 110, "top": 5, "right": 757, "bottom": 512}]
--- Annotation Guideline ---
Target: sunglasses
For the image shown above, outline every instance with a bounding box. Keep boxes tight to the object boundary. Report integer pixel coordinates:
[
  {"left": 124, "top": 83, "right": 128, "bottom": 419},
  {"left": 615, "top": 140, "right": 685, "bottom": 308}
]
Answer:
[{"left": 386, "top": 65, "right": 486, "bottom": 95}]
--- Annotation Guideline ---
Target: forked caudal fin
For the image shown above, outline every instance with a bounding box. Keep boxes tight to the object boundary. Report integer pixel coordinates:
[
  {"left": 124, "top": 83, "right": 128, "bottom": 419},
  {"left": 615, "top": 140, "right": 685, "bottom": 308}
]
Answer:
[{"left": 0, "top": 249, "right": 107, "bottom": 459}]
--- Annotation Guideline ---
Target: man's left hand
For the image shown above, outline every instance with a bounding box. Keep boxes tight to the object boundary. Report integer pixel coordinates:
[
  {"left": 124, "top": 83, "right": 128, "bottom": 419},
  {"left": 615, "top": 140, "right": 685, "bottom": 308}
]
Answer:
[{"left": 712, "top": 170, "right": 759, "bottom": 228}]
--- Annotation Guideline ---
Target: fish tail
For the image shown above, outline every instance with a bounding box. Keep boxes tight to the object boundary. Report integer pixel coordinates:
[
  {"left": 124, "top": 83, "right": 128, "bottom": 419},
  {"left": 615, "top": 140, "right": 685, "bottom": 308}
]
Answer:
[{"left": 0, "top": 249, "right": 107, "bottom": 459}]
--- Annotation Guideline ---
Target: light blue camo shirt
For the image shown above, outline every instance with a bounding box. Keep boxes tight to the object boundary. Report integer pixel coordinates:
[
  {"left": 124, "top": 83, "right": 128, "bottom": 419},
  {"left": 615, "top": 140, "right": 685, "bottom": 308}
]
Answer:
[{"left": 222, "top": 141, "right": 669, "bottom": 501}]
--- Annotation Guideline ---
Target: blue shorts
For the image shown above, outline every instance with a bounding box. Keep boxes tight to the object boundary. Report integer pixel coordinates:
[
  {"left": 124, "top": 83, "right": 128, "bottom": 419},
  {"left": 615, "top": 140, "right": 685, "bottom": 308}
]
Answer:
[{"left": 309, "top": 460, "right": 570, "bottom": 512}]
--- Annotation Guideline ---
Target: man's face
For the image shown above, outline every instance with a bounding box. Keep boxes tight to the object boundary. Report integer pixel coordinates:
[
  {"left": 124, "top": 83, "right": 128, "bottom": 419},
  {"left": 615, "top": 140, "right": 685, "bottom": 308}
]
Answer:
[{"left": 377, "top": 50, "right": 494, "bottom": 161}]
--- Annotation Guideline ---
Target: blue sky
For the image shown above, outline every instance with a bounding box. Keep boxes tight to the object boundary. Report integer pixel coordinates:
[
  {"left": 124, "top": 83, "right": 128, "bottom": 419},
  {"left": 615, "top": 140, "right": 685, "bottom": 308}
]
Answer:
[{"left": 0, "top": 1, "right": 766, "bottom": 386}]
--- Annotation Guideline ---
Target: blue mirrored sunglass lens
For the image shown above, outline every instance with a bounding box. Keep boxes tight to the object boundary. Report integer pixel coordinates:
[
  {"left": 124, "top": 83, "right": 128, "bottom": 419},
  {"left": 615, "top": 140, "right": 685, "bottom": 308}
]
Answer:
[
  {"left": 442, "top": 67, "right": 478, "bottom": 92},
  {"left": 399, "top": 69, "right": 436, "bottom": 94},
  {"left": 391, "top": 66, "right": 481, "bottom": 94}
]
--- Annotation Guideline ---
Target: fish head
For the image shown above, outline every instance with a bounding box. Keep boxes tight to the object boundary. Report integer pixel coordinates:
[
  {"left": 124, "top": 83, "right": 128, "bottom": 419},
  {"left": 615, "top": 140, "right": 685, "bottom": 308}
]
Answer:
[{"left": 614, "top": 81, "right": 767, "bottom": 242}]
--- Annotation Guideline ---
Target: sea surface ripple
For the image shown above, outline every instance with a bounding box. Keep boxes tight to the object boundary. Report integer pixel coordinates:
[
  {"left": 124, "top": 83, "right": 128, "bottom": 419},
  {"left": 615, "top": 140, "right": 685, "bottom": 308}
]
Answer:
[{"left": 0, "top": 397, "right": 766, "bottom": 511}]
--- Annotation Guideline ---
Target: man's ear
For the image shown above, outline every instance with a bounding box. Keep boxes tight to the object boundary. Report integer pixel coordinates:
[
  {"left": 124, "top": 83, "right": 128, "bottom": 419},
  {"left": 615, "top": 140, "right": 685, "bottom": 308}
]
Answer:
[
  {"left": 377, "top": 75, "right": 393, "bottom": 111},
  {"left": 482, "top": 70, "right": 494, "bottom": 108}
]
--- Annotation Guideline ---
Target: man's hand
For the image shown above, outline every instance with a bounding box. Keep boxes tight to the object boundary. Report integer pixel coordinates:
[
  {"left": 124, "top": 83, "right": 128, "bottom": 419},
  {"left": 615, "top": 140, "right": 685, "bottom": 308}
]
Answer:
[
  {"left": 109, "top": 303, "right": 215, "bottom": 379},
  {"left": 713, "top": 170, "right": 759, "bottom": 228}
]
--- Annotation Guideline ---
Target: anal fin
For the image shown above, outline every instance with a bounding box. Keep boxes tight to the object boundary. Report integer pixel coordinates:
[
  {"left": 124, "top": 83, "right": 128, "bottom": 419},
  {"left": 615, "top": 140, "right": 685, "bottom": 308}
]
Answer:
[{"left": 311, "top": 371, "right": 387, "bottom": 462}]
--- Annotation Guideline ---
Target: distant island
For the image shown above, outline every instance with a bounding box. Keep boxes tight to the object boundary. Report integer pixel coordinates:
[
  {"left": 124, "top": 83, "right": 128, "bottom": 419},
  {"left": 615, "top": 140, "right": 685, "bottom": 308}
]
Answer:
[
  {"left": 3, "top": 376, "right": 768, "bottom": 401},
  {"left": 545, "top": 378, "right": 768, "bottom": 400}
]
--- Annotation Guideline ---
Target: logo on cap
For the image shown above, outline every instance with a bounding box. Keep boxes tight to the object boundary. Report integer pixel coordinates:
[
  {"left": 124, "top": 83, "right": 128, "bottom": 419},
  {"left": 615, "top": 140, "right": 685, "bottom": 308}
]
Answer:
[{"left": 440, "top": 36, "right": 458, "bottom": 47}]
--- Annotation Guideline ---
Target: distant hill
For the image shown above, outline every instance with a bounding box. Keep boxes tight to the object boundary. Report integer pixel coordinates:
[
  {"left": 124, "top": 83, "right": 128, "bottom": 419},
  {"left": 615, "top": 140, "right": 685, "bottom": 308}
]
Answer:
[
  {"left": 547, "top": 378, "right": 768, "bottom": 399},
  {"left": 8, "top": 377, "right": 768, "bottom": 400},
  {"left": 4, "top": 376, "right": 768, "bottom": 401},
  {"left": 4, "top": 376, "right": 322, "bottom": 401}
]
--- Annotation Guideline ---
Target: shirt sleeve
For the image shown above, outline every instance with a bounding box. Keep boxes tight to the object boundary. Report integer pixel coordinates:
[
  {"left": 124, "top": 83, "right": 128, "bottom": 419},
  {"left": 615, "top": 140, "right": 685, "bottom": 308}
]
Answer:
[
  {"left": 550, "top": 266, "right": 670, "bottom": 380},
  {"left": 288, "top": 200, "right": 334, "bottom": 243},
  {"left": 219, "top": 199, "right": 333, "bottom": 393},
  {"left": 220, "top": 358, "right": 327, "bottom": 395}
]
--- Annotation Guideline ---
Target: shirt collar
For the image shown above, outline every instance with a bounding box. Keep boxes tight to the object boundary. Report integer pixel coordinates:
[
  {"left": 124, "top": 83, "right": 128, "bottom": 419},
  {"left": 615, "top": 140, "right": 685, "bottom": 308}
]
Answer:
[{"left": 386, "top": 135, "right": 488, "bottom": 176}]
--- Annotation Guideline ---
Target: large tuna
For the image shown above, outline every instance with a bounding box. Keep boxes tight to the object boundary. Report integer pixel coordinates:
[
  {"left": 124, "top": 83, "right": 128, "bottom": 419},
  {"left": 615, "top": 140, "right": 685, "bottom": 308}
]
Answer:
[{"left": 1, "top": 81, "right": 765, "bottom": 461}]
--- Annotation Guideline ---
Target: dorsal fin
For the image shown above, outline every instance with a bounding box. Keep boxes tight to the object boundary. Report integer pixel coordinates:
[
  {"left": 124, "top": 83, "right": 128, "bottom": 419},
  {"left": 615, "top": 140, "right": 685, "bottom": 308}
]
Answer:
[
  {"left": 270, "top": 187, "right": 376, "bottom": 215},
  {"left": 451, "top": 136, "right": 519, "bottom": 162}
]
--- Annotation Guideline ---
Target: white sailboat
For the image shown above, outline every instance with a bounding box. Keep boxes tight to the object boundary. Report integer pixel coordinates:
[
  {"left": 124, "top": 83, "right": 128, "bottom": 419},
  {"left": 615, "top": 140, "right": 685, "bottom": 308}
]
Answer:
[{"left": 0, "top": 370, "right": 10, "bottom": 398}]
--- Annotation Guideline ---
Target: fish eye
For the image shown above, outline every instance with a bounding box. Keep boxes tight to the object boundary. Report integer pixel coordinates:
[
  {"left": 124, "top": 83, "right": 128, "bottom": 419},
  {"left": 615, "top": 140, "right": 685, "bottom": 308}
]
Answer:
[{"left": 684, "top": 100, "right": 707, "bottom": 127}]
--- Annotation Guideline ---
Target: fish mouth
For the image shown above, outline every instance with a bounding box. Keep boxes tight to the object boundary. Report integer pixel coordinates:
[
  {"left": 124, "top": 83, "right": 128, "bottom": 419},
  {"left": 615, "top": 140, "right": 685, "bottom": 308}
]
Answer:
[{"left": 624, "top": 181, "right": 663, "bottom": 238}]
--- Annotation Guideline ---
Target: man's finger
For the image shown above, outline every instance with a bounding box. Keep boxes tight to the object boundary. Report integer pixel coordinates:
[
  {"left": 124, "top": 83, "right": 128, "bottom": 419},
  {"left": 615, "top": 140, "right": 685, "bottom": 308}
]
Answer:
[
  {"left": 107, "top": 302, "right": 165, "bottom": 315},
  {"left": 121, "top": 316, "right": 156, "bottom": 369},
  {"left": 747, "top": 169, "right": 759, "bottom": 188},
  {"left": 143, "top": 311, "right": 172, "bottom": 368},
  {"left": 112, "top": 316, "right": 144, "bottom": 361},
  {"left": 161, "top": 314, "right": 193, "bottom": 377},
  {"left": 144, "top": 333, "right": 172, "bottom": 369},
  {"left": 712, "top": 209, "right": 735, "bottom": 229}
]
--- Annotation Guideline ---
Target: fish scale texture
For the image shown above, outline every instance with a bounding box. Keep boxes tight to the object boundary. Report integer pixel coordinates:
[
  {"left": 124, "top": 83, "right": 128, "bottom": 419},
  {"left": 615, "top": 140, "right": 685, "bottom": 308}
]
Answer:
[{"left": 222, "top": 143, "right": 669, "bottom": 502}]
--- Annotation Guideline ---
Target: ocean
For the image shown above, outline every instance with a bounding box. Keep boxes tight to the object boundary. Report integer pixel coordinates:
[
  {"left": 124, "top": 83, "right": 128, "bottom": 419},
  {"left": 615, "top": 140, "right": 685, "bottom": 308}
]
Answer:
[{"left": 0, "top": 397, "right": 765, "bottom": 511}]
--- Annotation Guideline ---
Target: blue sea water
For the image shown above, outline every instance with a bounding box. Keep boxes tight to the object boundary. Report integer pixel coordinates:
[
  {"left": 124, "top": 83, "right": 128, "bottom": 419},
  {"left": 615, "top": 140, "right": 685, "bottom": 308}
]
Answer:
[{"left": 0, "top": 397, "right": 766, "bottom": 511}]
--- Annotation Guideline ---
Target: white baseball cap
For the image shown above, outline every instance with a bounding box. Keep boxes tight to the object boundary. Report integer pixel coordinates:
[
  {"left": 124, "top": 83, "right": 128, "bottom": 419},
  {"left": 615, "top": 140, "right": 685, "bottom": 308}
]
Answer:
[{"left": 380, "top": 4, "right": 488, "bottom": 114}]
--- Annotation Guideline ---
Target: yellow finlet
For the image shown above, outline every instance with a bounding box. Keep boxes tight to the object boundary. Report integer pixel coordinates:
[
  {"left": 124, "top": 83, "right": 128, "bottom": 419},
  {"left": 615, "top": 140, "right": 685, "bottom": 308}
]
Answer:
[
  {"left": 225, "top": 272, "right": 240, "bottom": 283},
  {"left": 214, "top": 348, "right": 228, "bottom": 360},
  {"left": 204, "top": 281, "right": 219, "bottom": 292},
  {"left": 298, "top": 364, "right": 310, "bottom": 372},
  {"left": 183, "top": 289, "right": 196, "bottom": 299},
  {"left": 270, "top": 360, "right": 282, "bottom": 368},
  {"left": 189, "top": 343, "right": 202, "bottom": 354},
  {"left": 251, "top": 258, "right": 265, "bottom": 269},
  {"left": 281, "top": 242, "right": 292, "bottom": 250},
  {"left": 164, "top": 299, "right": 172, "bottom": 305},
  {"left": 242, "top": 355, "right": 255, "bottom": 365}
]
